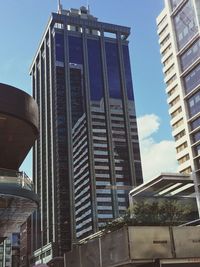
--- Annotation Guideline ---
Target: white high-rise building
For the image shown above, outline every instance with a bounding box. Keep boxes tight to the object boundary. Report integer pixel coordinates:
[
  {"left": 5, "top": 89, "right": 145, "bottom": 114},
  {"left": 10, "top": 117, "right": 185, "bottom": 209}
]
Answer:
[{"left": 157, "top": 0, "right": 200, "bottom": 214}]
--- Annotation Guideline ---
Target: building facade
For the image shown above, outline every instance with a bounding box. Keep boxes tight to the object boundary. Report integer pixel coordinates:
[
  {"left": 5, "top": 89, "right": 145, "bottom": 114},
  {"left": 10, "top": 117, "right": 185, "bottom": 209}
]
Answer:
[
  {"left": 0, "top": 234, "right": 20, "bottom": 267},
  {"left": 157, "top": 0, "right": 200, "bottom": 214},
  {"left": 30, "top": 6, "right": 143, "bottom": 263}
]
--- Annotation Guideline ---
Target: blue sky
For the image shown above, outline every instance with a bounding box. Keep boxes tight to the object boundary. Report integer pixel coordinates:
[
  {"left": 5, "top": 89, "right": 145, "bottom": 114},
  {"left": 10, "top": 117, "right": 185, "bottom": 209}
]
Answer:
[{"left": 0, "top": 0, "right": 178, "bottom": 180}]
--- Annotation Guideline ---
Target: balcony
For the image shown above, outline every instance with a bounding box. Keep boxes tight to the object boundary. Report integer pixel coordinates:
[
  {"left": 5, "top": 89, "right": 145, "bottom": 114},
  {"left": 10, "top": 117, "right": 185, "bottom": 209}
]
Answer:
[{"left": 0, "top": 168, "right": 38, "bottom": 237}]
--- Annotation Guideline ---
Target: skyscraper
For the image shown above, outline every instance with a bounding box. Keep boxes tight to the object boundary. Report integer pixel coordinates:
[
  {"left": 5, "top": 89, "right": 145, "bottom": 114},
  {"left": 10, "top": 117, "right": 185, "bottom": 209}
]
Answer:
[
  {"left": 30, "top": 5, "right": 143, "bottom": 264},
  {"left": 157, "top": 0, "right": 200, "bottom": 214}
]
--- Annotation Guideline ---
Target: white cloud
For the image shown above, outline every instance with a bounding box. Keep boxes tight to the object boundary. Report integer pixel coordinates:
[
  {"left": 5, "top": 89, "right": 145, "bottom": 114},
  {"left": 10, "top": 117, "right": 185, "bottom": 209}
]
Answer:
[
  {"left": 137, "top": 114, "right": 178, "bottom": 182},
  {"left": 137, "top": 114, "right": 160, "bottom": 140}
]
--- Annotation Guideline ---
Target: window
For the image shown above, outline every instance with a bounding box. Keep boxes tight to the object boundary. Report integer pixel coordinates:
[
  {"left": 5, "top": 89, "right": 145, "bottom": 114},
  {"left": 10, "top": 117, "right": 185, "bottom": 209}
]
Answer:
[
  {"left": 191, "top": 117, "right": 200, "bottom": 130},
  {"left": 180, "top": 166, "right": 192, "bottom": 174},
  {"left": 160, "top": 34, "right": 170, "bottom": 48},
  {"left": 170, "top": 0, "right": 182, "bottom": 11},
  {"left": 157, "top": 15, "right": 167, "bottom": 30},
  {"left": 194, "top": 144, "right": 200, "bottom": 156},
  {"left": 159, "top": 25, "right": 169, "bottom": 39},
  {"left": 168, "top": 85, "right": 177, "bottom": 97},
  {"left": 165, "top": 64, "right": 174, "bottom": 76},
  {"left": 166, "top": 74, "right": 176, "bottom": 86},
  {"left": 169, "top": 95, "right": 180, "bottom": 107},
  {"left": 188, "top": 91, "right": 200, "bottom": 117},
  {"left": 162, "top": 44, "right": 172, "bottom": 57},
  {"left": 176, "top": 141, "right": 187, "bottom": 153},
  {"left": 172, "top": 118, "right": 183, "bottom": 130},
  {"left": 180, "top": 39, "right": 200, "bottom": 71},
  {"left": 171, "top": 106, "right": 182, "bottom": 118},
  {"left": 174, "top": 129, "right": 185, "bottom": 141},
  {"left": 163, "top": 54, "right": 173, "bottom": 67},
  {"left": 178, "top": 154, "right": 189, "bottom": 164},
  {"left": 193, "top": 131, "right": 200, "bottom": 143},
  {"left": 173, "top": 0, "right": 198, "bottom": 50},
  {"left": 184, "top": 64, "right": 200, "bottom": 94}
]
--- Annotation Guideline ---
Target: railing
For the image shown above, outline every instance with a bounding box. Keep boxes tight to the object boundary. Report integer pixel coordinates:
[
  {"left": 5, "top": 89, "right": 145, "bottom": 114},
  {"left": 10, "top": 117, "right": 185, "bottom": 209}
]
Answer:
[{"left": 0, "top": 168, "right": 33, "bottom": 191}]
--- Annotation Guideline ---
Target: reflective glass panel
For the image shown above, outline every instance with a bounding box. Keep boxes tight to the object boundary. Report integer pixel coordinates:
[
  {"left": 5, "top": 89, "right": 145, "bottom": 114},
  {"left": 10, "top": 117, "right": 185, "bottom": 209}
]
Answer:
[
  {"left": 55, "top": 33, "right": 64, "bottom": 62},
  {"left": 170, "top": 0, "right": 183, "bottom": 11},
  {"left": 188, "top": 90, "right": 200, "bottom": 117},
  {"left": 87, "top": 38, "right": 112, "bottom": 225},
  {"left": 191, "top": 117, "right": 200, "bottom": 130},
  {"left": 123, "top": 45, "right": 134, "bottom": 101},
  {"left": 173, "top": 0, "right": 198, "bottom": 50},
  {"left": 193, "top": 131, "right": 200, "bottom": 143},
  {"left": 180, "top": 39, "right": 200, "bottom": 71},
  {"left": 68, "top": 35, "right": 92, "bottom": 238},
  {"left": 184, "top": 63, "right": 200, "bottom": 94},
  {"left": 69, "top": 36, "right": 83, "bottom": 64}
]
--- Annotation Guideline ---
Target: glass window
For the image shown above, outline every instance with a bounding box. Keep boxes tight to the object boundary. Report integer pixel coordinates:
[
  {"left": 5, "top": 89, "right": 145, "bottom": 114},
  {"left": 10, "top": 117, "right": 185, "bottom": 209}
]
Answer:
[
  {"left": 174, "top": 129, "right": 185, "bottom": 141},
  {"left": 69, "top": 35, "right": 83, "bottom": 64},
  {"left": 87, "top": 39, "right": 104, "bottom": 101},
  {"left": 194, "top": 144, "right": 200, "bottom": 156},
  {"left": 184, "top": 63, "right": 200, "bottom": 94},
  {"left": 105, "top": 41, "right": 121, "bottom": 98},
  {"left": 180, "top": 39, "right": 200, "bottom": 71},
  {"left": 55, "top": 33, "right": 64, "bottom": 62},
  {"left": 176, "top": 141, "right": 187, "bottom": 153},
  {"left": 171, "top": 106, "right": 182, "bottom": 118},
  {"left": 170, "top": 0, "right": 183, "bottom": 11},
  {"left": 160, "top": 34, "right": 170, "bottom": 48},
  {"left": 180, "top": 166, "right": 192, "bottom": 174},
  {"left": 157, "top": 15, "right": 167, "bottom": 30},
  {"left": 172, "top": 118, "right": 183, "bottom": 130},
  {"left": 178, "top": 154, "right": 189, "bottom": 164},
  {"left": 188, "top": 91, "right": 200, "bottom": 117},
  {"left": 173, "top": 0, "right": 198, "bottom": 50},
  {"left": 191, "top": 117, "right": 200, "bottom": 130},
  {"left": 193, "top": 131, "right": 200, "bottom": 143},
  {"left": 123, "top": 45, "right": 134, "bottom": 100},
  {"left": 162, "top": 44, "right": 172, "bottom": 57},
  {"left": 166, "top": 74, "right": 176, "bottom": 86}
]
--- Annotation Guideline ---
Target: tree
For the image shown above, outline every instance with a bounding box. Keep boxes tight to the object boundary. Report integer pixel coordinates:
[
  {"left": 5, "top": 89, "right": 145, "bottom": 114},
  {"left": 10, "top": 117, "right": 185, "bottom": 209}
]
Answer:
[{"left": 103, "top": 197, "right": 196, "bottom": 232}]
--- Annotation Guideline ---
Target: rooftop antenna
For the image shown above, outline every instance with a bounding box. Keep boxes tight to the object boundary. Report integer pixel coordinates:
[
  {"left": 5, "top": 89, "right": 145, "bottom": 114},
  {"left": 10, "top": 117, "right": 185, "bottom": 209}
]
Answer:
[
  {"left": 87, "top": 0, "right": 90, "bottom": 13},
  {"left": 58, "top": 0, "right": 62, "bottom": 14}
]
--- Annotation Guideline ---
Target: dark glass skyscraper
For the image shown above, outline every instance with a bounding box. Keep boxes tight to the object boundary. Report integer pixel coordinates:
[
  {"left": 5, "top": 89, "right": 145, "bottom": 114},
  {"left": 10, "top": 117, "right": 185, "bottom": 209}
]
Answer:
[{"left": 30, "top": 6, "right": 143, "bottom": 265}]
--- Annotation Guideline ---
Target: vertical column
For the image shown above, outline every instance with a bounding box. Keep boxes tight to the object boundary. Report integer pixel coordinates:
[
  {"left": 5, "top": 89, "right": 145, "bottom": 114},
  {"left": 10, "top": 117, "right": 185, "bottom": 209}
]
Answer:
[
  {"left": 117, "top": 32, "right": 137, "bottom": 187},
  {"left": 49, "top": 26, "right": 56, "bottom": 243},
  {"left": 34, "top": 59, "right": 41, "bottom": 250},
  {"left": 100, "top": 30, "right": 119, "bottom": 218},
  {"left": 44, "top": 37, "right": 50, "bottom": 244},
  {"left": 39, "top": 50, "right": 44, "bottom": 246},
  {"left": 82, "top": 27, "right": 98, "bottom": 231},
  {"left": 63, "top": 22, "right": 75, "bottom": 245},
  {"left": 32, "top": 67, "right": 37, "bottom": 193}
]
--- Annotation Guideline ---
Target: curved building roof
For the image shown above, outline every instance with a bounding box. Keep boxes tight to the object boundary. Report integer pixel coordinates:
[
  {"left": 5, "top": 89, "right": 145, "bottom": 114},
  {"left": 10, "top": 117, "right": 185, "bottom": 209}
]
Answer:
[
  {"left": 0, "top": 83, "right": 39, "bottom": 169},
  {"left": 0, "top": 83, "right": 39, "bottom": 238}
]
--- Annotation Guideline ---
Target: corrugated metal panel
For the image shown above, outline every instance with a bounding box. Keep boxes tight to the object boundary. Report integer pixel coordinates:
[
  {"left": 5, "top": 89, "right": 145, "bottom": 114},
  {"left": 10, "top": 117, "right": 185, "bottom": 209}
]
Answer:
[
  {"left": 173, "top": 226, "right": 200, "bottom": 258},
  {"left": 128, "top": 226, "right": 173, "bottom": 259},
  {"left": 101, "top": 227, "right": 129, "bottom": 267},
  {"left": 81, "top": 238, "right": 101, "bottom": 267}
]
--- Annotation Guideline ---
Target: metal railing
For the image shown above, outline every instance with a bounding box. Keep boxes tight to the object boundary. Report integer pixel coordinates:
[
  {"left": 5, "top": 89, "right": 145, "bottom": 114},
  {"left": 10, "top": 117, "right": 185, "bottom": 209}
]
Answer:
[{"left": 0, "top": 168, "right": 33, "bottom": 191}]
